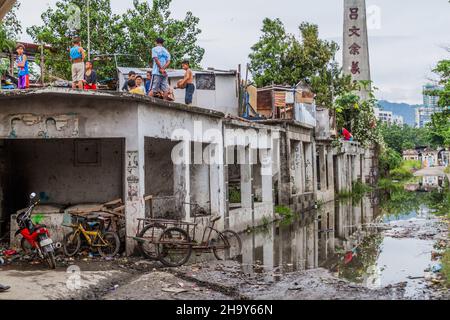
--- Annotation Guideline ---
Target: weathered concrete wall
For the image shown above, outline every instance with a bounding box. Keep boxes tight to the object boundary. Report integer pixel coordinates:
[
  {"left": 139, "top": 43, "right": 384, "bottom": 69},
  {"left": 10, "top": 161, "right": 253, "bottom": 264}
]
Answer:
[{"left": 4, "top": 139, "right": 123, "bottom": 207}]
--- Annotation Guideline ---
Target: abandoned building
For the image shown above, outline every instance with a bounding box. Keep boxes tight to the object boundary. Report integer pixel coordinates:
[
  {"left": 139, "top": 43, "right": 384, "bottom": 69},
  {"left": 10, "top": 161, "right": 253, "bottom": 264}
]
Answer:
[{"left": 0, "top": 81, "right": 379, "bottom": 255}]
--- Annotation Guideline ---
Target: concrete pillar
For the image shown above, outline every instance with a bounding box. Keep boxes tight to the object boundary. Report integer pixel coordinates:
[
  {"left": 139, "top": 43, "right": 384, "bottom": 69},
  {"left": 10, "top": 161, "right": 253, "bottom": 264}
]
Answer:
[
  {"left": 306, "top": 217, "right": 316, "bottom": 269},
  {"left": 125, "top": 136, "right": 145, "bottom": 255},
  {"left": 174, "top": 141, "right": 191, "bottom": 220},
  {"left": 260, "top": 148, "right": 273, "bottom": 203},
  {"left": 319, "top": 145, "right": 327, "bottom": 191},
  {"left": 240, "top": 146, "right": 252, "bottom": 209},
  {"left": 304, "top": 142, "right": 313, "bottom": 192},
  {"left": 327, "top": 147, "right": 334, "bottom": 192},
  {"left": 291, "top": 141, "right": 302, "bottom": 194}
]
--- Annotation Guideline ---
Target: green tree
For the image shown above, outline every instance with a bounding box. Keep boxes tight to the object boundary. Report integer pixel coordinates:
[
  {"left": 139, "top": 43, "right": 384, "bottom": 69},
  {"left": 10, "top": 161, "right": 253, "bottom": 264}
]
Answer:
[
  {"left": 28, "top": 0, "right": 124, "bottom": 81},
  {"left": 427, "top": 57, "right": 450, "bottom": 147},
  {"left": 379, "top": 123, "right": 432, "bottom": 154},
  {"left": 27, "top": 0, "right": 204, "bottom": 81},
  {"left": 121, "top": 0, "right": 204, "bottom": 69},
  {"left": 334, "top": 82, "right": 382, "bottom": 147},
  {"left": 0, "top": 2, "right": 22, "bottom": 74},
  {"left": 248, "top": 19, "right": 353, "bottom": 107}
]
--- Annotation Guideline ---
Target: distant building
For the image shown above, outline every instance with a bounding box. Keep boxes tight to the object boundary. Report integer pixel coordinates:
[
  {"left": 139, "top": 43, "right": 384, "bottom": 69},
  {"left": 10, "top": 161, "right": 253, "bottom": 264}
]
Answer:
[
  {"left": 374, "top": 107, "right": 403, "bottom": 126},
  {"left": 402, "top": 149, "right": 419, "bottom": 161},
  {"left": 421, "top": 149, "right": 439, "bottom": 168},
  {"left": 393, "top": 115, "right": 404, "bottom": 126},
  {"left": 416, "top": 84, "right": 442, "bottom": 128}
]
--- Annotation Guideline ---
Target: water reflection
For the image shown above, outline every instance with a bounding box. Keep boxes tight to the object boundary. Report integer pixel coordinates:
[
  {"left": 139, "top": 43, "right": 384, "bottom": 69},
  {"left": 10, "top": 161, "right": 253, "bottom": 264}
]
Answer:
[
  {"left": 240, "top": 194, "right": 380, "bottom": 277},
  {"left": 241, "top": 181, "right": 447, "bottom": 294}
]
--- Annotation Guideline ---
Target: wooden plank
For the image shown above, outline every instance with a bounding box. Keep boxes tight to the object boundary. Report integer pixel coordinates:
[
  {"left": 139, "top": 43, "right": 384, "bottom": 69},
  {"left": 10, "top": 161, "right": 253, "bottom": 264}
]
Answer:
[{"left": 103, "top": 198, "right": 123, "bottom": 206}]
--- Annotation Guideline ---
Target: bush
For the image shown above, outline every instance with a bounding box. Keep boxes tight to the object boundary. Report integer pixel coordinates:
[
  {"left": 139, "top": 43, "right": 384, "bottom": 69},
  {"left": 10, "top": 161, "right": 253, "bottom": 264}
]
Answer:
[
  {"left": 402, "top": 160, "right": 422, "bottom": 171},
  {"left": 445, "top": 167, "right": 450, "bottom": 174},
  {"left": 379, "top": 147, "right": 402, "bottom": 177},
  {"left": 389, "top": 167, "right": 413, "bottom": 180}
]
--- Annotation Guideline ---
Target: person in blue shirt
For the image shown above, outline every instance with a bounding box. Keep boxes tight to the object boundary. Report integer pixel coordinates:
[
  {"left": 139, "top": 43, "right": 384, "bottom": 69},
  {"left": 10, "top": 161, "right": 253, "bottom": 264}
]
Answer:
[
  {"left": 149, "top": 38, "right": 171, "bottom": 100},
  {"left": 145, "top": 70, "right": 152, "bottom": 95},
  {"left": 69, "top": 37, "right": 86, "bottom": 89},
  {"left": 16, "top": 44, "right": 29, "bottom": 89}
]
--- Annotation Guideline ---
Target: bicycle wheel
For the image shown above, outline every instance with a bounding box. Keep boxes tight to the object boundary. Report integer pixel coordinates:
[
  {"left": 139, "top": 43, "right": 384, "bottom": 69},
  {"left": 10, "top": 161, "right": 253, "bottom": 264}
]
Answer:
[
  {"left": 137, "top": 223, "right": 166, "bottom": 260},
  {"left": 211, "top": 230, "right": 228, "bottom": 261},
  {"left": 157, "top": 227, "right": 192, "bottom": 267},
  {"left": 63, "top": 231, "right": 81, "bottom": 257},
  {"left": 221, "top": 230, "right": 242, "bottom": 260},
  {"left": 98, "top": 231, "right": 120, "bottom": 258}
]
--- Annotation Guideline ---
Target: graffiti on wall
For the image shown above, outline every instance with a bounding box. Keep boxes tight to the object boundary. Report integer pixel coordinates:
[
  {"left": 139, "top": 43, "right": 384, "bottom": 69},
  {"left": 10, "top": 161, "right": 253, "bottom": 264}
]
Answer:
[
  {"left": 126, "top": 151, "right": 139, "bottom": 201},
  {"left": 7, "top": 113, "right": 80, "bottom": 139}
]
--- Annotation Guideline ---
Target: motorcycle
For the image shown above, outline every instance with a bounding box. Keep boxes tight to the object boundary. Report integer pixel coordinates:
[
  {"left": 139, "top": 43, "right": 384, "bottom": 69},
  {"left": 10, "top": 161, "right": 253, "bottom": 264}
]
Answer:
[{"left": 15, "top": 193, "right": 57, "bottom": 269}]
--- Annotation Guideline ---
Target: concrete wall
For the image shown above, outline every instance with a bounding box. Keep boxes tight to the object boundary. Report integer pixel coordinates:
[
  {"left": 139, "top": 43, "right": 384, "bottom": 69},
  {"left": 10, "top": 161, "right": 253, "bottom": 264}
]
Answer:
[
  {"left": 4, "top": 139, "right": 123, "bottom": 208},
  {"left": 171, "top": 74, "right": 239, "bottom": 116}
]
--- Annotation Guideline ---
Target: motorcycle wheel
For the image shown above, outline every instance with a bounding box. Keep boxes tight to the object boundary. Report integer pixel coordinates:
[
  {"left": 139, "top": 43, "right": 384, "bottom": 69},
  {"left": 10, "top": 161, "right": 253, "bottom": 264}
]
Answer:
[
  {"left": 63, "top": 232, "right": 81, "bottom": 257},
  {"left": 45, "top": 251, "right": 56, "bottom": 270},
  {"left": 20, "top": 237, "right": 33, "bottom": 255}
]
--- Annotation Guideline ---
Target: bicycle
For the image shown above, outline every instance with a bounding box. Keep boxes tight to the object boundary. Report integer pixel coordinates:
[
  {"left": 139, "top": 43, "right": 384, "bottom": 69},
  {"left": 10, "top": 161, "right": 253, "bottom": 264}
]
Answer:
[
  {"left": 134, "top": 201, "right": 242, "bottom": 267},
  {"left": 63, "top": 214, "right": 120, "bottom": 258},
  {"left": 155, "top": 202, "right": 242, "bottom": 267}
]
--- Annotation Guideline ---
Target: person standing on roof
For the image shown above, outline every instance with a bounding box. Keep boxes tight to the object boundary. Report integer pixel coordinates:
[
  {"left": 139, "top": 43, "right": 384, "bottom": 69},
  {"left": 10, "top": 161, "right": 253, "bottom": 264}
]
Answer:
[
  {"left": 16, "top": 43, "right": 29, "bottom": 90},
  {"left": 175, "top": 60, "right": 195, "bottom": 105},
  {"left": 69, "top": 37, "right": 86, "bottom": 89},
  {"left": 149, "top": 37, "right": 171, "bottom": 100}
]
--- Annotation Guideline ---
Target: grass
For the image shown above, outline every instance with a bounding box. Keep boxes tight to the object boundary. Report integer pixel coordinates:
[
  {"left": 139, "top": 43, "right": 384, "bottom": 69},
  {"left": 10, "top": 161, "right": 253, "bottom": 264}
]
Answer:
[
  {"left": 229, "top": 186, "right": 241, "bottom": 203},
  {"left": 445, "top": 167, "right": 450, "bottom": 174},
  {"left": 275, "top": 205, "right": 295, "bottom": 225}
]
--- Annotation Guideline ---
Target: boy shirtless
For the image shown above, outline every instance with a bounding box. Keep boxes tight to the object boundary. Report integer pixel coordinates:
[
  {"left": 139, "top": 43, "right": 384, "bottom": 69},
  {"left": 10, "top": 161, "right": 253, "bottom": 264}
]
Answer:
[{"left": 176, "top": 60, "right": 195, "bottom": 105}]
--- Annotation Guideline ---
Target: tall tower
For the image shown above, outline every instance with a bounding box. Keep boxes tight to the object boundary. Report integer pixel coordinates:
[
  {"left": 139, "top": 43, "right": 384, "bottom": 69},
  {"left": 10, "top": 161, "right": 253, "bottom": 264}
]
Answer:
[{"left": 343, "top": 0, "right": 371, "bottom": 99}]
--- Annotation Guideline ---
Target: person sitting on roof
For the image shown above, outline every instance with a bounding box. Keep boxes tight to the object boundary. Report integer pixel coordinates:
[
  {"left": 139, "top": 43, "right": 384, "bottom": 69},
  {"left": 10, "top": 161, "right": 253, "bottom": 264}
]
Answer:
[
  {"left": 83, "top": 61, "right": 97, "bottom": 90},
  {"left": 128, "top": 79, "right": 144, "bottom": 95},
  {"left": 145, "top": 70, "right": 152, "bottom": 95},
  {"left": 340, "top": 128, "right": 353, "bottom": 141},
  {"left": 122, "top": 71, "right": 136, "bottom": 92},
  {"left": 135, "top": 75, "right": 146, "bottom": 93}
]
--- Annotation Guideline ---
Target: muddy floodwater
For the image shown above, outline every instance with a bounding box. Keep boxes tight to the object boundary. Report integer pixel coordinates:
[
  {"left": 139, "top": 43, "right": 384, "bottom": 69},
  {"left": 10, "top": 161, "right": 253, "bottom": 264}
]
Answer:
[{"left": 237, "top": 176, "right": 449, "bottom": 299}]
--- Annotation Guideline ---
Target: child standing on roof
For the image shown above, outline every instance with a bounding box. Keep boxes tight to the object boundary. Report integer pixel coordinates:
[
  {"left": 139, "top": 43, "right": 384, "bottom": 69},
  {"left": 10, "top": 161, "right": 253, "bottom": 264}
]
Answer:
[
  {"left": 175, "top": 60, "right": 195, "bottom": 105},
  {"left": 70, "top": 37, "right": 86, "bottom": 89},
  {"left": 16, "top": 43, "right": 29, "bottom": 90}
]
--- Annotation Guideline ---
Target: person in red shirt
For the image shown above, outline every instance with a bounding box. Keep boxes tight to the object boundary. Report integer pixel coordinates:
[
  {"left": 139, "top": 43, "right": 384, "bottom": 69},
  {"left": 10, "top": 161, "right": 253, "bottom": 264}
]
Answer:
[{"left": 340, "top": 128, "right": 353, "bottom": 141}]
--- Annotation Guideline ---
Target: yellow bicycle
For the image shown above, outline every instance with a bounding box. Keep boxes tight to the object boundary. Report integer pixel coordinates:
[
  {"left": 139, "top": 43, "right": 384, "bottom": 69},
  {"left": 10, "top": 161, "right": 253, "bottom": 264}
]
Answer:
[{"left": 63, "top": 214, "right": 120, "bottom": 258}]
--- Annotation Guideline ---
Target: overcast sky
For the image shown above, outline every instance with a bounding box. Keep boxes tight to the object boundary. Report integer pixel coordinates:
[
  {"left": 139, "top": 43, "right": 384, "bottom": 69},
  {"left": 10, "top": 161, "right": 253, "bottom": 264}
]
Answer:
[{"left": 16, "top": 0, "right": 450, "bottom": 104}]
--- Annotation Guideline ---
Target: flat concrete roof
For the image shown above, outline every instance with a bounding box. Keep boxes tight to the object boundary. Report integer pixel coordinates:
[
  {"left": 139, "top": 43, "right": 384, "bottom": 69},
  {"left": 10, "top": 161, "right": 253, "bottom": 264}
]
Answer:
[{"left": 0, "top": 88, "right": 225, "bottom": 119}]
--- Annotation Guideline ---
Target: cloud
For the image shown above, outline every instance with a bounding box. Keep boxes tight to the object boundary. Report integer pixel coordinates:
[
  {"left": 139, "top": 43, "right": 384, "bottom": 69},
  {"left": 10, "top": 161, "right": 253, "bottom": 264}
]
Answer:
[{"left": 17, "top": 0, "right": 450, "bottom": 104}]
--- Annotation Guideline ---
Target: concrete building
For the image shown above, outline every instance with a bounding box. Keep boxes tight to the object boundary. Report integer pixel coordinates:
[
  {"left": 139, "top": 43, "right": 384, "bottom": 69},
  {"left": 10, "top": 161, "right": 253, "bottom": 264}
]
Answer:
[
  {"left": 117, "top": 68, "right": 239, "bottom": 116},
  {"left": 402, "top": 149, "right": 419, "bottom": 161},
  {"left": 374, "top": 107, "right": 404, "bottom": 126},
  {"left": 416, "top": 84, "right": 442, "bottom": 128},
  {"left": 421, "top": 149, "right": 439, "bottom": 168},
  {"left": 0, "top": 86, "right": 378, "bottom": 254}
]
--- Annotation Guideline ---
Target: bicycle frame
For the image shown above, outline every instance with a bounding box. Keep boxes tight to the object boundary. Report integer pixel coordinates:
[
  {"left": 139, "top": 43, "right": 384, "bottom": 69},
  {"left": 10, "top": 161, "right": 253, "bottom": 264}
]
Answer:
[{"left": 71, "top": 223, "right": 109, "bottom": 247}]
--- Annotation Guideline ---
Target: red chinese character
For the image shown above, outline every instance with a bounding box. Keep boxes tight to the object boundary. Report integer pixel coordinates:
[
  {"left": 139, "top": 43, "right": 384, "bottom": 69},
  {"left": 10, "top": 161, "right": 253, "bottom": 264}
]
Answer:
[
  {"left": 349, "top": 43, "right": 361, "bottom": 55},
  {"left": 349, "top": 26, "right": 361, "bottom": 37},
  {"left": 349, "top": 8, "right": 359, "bottom": 20},
  {"left": 351, "top": 61, "right": 361, "bottom": 75}
]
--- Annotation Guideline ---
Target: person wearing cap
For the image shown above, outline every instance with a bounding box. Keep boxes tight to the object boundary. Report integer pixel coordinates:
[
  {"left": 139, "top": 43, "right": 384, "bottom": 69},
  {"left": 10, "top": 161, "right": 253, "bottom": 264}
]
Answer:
[
  {"left": 149, "top": 37, "right": 171, "bottom": 100},
  {"left": 16, "top": 43, "right": 29, "bottom": 89}
]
